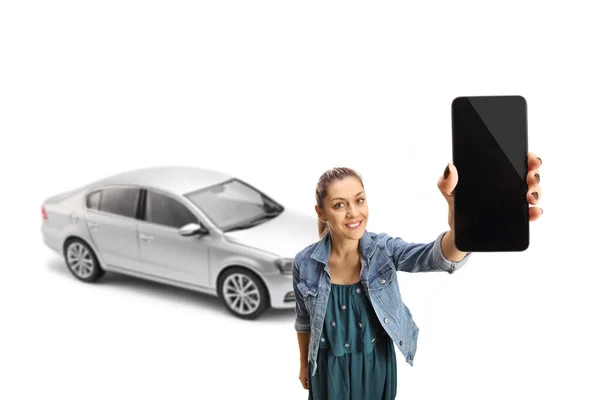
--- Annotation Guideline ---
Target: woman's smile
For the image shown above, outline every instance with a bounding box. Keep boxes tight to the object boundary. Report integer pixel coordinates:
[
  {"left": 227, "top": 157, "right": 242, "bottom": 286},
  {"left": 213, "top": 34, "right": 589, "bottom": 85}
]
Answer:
[{"left": 344, "top": 220, "right": 363, "bottom": 229}]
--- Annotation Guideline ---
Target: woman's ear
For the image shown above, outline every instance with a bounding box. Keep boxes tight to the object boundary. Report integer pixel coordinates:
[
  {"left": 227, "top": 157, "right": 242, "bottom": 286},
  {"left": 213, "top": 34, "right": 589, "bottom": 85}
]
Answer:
[{"left": 314, "top": 205, "right": 326, "bottom": 223}]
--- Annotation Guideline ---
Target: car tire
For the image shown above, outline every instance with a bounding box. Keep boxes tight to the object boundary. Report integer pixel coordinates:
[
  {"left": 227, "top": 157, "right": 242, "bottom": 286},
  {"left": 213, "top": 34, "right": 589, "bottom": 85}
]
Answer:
[
  {"left": 63, "top": 238, "right": 105, "bottom": 283},
  {"left": 218, "top": 267, "right": 270, "bottom": 320}
]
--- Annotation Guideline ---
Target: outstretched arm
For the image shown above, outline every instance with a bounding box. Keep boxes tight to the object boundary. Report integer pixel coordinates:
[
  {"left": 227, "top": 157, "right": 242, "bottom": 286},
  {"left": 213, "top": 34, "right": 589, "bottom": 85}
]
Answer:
[{"left": 383, "top": 230, "right": 472, "bottom": 273}]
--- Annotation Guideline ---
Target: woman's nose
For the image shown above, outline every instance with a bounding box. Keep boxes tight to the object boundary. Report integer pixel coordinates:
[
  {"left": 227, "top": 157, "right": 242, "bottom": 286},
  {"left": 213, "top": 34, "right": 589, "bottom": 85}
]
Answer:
[{"left": 346, "top": 204, "right": 358, "bottom": 217}]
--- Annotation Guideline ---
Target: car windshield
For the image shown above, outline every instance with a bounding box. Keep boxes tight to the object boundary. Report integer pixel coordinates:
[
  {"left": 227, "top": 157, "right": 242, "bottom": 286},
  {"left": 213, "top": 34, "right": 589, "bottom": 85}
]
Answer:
[{"left": 183, "top": 178, "right": 283, "bottom": 232}]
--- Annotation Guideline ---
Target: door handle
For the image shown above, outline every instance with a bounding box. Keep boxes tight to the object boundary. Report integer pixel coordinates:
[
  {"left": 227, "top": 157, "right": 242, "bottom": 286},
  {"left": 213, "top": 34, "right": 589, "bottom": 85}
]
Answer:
[
  {"left": 139, "top": 233, "right": 154, "bottom": 241},
  {"left": 88, "top": 222, "right": 100, "bottom": 230}
]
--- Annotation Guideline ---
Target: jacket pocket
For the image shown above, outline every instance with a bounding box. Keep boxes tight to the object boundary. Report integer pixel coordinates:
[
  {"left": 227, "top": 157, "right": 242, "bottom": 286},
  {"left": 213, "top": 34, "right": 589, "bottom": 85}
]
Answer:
[
  {"left": 296, "top": 280, "right": 318, "bottom": 316},
  {"left": 369, "top": 261, "right": 396, "bottom": 290}
]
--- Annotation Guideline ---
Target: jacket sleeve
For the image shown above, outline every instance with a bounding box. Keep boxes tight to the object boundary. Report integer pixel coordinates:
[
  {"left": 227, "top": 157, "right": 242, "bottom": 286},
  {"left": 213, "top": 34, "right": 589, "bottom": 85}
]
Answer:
[
  {"left": 293, "top": 258, "right": 311, "bottom": 332},
  {"left": 384, "top": 231, "right": 472, "bottom": 274}
]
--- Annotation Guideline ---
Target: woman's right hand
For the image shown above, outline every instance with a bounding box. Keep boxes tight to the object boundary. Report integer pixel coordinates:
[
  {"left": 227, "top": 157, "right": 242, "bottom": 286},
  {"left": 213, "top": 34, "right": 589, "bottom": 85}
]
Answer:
[{"left": 299, "top": 363, "right": 309, "bottom": 390}]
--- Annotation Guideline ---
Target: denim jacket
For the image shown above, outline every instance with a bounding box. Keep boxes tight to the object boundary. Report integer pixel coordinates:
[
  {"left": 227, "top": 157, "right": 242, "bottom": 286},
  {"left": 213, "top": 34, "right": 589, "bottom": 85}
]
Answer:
[{"left": 294, "top": 230, "right": 472, "bottom": 377}]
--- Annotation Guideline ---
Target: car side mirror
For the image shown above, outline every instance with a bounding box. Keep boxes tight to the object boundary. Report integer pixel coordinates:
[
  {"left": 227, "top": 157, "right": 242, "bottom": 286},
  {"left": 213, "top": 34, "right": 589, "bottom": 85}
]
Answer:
[{"left": 178, "top": 222, "right": 209, "bottom": 237}]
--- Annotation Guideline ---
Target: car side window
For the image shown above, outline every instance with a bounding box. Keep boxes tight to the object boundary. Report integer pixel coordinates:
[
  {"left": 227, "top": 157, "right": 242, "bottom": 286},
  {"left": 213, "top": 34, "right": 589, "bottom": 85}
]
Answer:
[
  {"left": 99, "top": 187, "right": 139, "bottom": 218},
  {"left": 86, "top": 190, "right": 101, "bottom": 210},
  {"left": 146, "top": 191, "right": 198, "bottom": 228}
]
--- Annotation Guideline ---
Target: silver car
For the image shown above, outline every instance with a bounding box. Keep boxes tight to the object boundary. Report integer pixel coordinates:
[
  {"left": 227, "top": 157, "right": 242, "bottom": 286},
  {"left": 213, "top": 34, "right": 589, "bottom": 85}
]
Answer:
[{"left": 40, "top": 166, "right": 318, "bottom": 319}]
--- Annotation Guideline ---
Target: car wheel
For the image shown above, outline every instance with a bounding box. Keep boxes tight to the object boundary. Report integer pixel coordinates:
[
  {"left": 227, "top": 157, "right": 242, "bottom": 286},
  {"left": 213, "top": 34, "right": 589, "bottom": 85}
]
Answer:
[
  {"left": 64, "top": 238, "right": 105, "bottom": 282},
  {"left": 218, "top": 267, "right": 269, "bottom": 320}
]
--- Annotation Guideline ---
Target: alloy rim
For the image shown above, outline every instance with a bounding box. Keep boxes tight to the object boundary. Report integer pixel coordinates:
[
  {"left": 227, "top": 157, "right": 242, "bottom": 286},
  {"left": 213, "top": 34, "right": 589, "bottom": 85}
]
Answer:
[
  {"left": 67, "top": 242, "right": 94, "bottom": 278},
  {"left": 223, "top": 273, "right": 261, "bottom": 315}
]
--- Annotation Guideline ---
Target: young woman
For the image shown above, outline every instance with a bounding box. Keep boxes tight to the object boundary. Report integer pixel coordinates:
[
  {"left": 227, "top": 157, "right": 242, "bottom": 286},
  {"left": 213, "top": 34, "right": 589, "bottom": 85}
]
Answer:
[{"left": 293, "top": 154, "right": 544, "bottom": 399}]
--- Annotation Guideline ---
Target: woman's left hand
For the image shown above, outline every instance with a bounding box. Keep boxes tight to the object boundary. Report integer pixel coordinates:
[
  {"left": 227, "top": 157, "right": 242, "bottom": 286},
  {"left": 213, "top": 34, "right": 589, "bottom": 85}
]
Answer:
[{"left": 438, "top": 151, "right": 544, "bottom": 230}]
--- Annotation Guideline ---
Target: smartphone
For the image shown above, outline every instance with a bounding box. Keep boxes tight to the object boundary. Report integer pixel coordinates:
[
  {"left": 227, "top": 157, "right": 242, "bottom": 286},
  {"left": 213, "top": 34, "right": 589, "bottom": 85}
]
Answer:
[{"left": 451, "top": 95, "right": 529, "bottom": 252}]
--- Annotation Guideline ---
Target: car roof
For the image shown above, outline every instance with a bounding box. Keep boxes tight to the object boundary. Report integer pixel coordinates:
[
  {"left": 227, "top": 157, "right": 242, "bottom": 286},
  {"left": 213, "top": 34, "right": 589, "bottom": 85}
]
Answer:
[{"left": 92, "top": 166, "right": 234, "bottom": 196}]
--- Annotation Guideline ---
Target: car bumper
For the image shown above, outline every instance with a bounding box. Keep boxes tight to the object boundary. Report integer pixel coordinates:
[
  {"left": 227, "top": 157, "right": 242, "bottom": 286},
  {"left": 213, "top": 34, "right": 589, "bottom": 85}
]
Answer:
[
  {"left": 41, "top": 223, "right": 62, "bottom": 254},
  {"left": 262, "top": 273, "right": 295, "bottom": 309}
]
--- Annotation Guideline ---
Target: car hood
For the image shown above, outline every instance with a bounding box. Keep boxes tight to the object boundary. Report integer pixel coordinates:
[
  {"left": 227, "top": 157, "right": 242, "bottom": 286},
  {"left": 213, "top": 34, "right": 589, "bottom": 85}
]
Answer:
[{"left": 223, "top": 208, "right": 320, "bottom": 258}]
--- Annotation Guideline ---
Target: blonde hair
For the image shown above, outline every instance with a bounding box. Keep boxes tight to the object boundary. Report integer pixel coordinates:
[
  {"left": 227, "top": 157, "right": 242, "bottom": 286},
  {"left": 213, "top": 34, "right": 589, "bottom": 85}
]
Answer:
[{"left": 315, "top": 167, "right": 364, "bottom": 238}]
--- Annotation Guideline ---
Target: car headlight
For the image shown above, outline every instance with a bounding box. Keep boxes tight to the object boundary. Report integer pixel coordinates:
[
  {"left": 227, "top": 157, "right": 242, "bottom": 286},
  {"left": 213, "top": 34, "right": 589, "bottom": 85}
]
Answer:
[{"left": 274, "top": 258, "right": 294, "bottom": 275}]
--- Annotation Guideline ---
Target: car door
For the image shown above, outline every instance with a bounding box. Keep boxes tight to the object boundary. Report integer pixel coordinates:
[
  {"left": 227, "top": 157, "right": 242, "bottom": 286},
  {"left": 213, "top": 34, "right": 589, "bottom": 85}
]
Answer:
[
  {"left": 137, "top": 189, "right": 211, "bottom": 287},
  {"left": 84, "top": 186, "right": 143, "bottom": 272}
]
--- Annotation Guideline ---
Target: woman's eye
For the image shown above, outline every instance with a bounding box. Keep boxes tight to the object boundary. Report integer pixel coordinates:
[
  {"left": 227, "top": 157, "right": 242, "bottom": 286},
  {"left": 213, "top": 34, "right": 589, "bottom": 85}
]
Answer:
[
  {"left": 357, "top": 198, "right": 364, "bottom": 203},
  {"left": 335, "top": 203, "right": 344, "bottom": 209}
]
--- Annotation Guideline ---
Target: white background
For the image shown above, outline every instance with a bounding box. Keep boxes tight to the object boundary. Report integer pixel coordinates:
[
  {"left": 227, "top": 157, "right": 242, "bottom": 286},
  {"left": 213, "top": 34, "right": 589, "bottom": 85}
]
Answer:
[{"left": 1, "top": 1, "right": 599, "bottom": 399}]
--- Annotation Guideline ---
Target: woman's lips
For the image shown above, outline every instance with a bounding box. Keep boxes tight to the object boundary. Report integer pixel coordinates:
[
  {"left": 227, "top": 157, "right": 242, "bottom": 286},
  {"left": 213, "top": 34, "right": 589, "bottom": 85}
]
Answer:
[{"left": 345, "top": 220, "right": 362, "bottom": 229}]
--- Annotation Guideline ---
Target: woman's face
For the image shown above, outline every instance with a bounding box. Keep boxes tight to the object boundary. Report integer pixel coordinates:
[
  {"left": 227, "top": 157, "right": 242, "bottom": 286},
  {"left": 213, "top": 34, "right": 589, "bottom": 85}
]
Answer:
[{"left": 315, "top": 176, "right": 368, "bottom": 241}]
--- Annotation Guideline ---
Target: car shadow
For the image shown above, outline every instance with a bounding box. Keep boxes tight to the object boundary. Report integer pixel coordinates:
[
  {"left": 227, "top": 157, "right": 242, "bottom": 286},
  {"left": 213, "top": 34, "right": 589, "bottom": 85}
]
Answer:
[{"left": 46, "top": 257, "right": 295, "bottom": 322}]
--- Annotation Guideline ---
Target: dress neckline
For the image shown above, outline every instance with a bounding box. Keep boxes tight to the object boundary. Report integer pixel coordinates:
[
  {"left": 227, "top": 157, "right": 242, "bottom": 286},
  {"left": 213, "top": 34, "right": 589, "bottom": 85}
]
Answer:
[{"left": 331, "top": 281, "right": 361, "bottom": 287}]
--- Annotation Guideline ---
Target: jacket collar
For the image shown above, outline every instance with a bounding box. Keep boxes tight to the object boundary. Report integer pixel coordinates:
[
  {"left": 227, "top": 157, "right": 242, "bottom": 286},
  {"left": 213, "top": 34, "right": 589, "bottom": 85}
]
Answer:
[{"left": 310, "top": 229, "right": 377, "bottom": 265}]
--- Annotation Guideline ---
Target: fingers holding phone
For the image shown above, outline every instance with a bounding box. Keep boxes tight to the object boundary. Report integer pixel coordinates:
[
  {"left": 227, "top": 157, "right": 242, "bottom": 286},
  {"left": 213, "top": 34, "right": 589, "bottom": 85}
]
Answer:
[{"left": 526, "top": 152, "right": 544, "bottom": 220}]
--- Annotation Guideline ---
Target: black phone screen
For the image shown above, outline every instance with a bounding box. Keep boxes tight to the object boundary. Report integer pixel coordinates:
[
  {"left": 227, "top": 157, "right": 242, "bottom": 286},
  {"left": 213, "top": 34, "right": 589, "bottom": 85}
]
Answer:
[{"left": 451, "top": 95, "right": 529, "bottom": 252}]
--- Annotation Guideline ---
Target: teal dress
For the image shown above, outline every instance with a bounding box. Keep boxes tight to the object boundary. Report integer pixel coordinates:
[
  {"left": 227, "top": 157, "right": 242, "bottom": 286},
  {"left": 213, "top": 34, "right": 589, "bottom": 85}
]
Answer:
[{"left": 308, "top": 281, "right": 397, "bottom": 400}]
